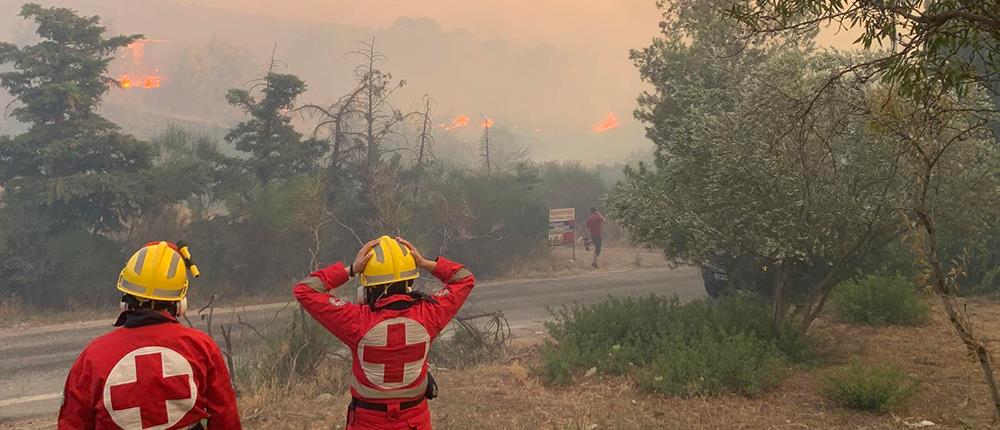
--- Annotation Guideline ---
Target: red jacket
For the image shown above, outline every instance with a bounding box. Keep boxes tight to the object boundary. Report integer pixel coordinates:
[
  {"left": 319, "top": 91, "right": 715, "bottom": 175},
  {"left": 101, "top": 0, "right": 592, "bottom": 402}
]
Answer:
[
  {"left": 586, "top": 212, "right": 606, "bottom": 238},
  {"left": 293, "top": 257, "right": 474, "bottom": 403},
  {"left": 58, "top": 310, "right": 241, "bottom": 430}
]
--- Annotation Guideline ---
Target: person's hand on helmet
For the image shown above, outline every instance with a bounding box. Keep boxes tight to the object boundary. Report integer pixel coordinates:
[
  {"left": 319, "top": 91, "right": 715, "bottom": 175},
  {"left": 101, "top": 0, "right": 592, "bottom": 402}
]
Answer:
[
  {"left": 396, "top": 237, "right": 436, "bottom": 272},
  {"left": 350, "top": 239, "right": 379, "bottom": 277}
]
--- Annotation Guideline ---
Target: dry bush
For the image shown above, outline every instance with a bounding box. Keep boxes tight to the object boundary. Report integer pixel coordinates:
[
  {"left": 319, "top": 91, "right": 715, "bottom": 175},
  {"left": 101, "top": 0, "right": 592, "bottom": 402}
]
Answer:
[
  {"left": 430, "top": 311, "right": 511, "bottom": 369},
  {"left": 0, "top": 296, "right": 25, "bottom": 326},
  {"left": 233, "top": 307, "right": 342, "bottom": 393}
]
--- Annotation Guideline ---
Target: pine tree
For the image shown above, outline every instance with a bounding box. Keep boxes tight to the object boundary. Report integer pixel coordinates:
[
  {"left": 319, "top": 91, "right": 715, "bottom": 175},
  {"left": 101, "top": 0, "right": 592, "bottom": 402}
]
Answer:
[
  {"left": 0, "top": 3, "right": 155, "bottom": 233},
  {"left": 225, "top": 56, "right": 323, "bottom": 184}
]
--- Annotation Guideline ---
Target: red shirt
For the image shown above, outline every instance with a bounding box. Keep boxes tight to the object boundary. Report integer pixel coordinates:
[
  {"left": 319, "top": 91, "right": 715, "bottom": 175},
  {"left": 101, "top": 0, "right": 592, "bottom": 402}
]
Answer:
[
  {"left": 58, "top": 311, "right": 241, "bottom": 430},
  {"left": 293, "top": 257, "right": 474, "bottom": 403},
  {"left": 586, "top": 212, "right": 606, "bottom": 237}
]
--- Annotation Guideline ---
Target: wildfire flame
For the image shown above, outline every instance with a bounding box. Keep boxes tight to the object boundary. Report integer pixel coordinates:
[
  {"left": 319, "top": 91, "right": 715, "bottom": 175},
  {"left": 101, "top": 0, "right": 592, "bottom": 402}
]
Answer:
[
  {"left": 592, "top": 113, "right": 620, "bottom": 133},
  {"left": 117, "top": 39, "right": 168, "bottom": 90},
  {"left": 481, "top": 118, "right": 495, "bottom": 129},
  {"left": 440, "top": 114, "right": 471, "bottom": 131},
  {"left": 118, "top": 74, "right": 162, "bottom": 89}
]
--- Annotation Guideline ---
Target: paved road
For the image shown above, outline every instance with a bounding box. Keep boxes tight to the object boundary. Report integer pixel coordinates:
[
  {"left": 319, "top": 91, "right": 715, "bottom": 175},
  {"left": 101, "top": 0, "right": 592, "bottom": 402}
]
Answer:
[{"left": 0, "top": 266, "right": 704, "bottom": 423}]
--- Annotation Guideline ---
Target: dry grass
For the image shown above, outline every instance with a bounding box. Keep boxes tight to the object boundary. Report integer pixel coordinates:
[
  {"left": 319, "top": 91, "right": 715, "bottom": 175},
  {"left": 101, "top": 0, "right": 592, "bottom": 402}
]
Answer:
[
  {"left": 237, "top": 361, "right": 353, "bottom": 429},
  {"left": 0, "top": 297, "right": 109, "bottom": 329},
  {"left": 0, "top": 296, "right": 26, "bottom": 327}
]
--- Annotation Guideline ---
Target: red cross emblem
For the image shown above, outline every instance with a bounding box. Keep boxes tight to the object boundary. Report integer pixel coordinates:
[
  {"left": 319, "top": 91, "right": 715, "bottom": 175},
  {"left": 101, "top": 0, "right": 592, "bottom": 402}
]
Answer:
[
  {"left": 359, "top": 318, "right": 430, "bottom": 388},
  {"left": 103, "top": 346, "right": 197, "bottom": 429}
]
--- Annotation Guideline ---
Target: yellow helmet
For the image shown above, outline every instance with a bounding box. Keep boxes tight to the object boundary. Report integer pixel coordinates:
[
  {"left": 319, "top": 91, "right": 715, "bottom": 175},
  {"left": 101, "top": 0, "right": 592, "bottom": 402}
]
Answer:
[
  {"left": 360, "top": 236, "right": 420, "bottom": 287},
  {"left": 117, "top": 241, "right": 189, "bottom": 301}
]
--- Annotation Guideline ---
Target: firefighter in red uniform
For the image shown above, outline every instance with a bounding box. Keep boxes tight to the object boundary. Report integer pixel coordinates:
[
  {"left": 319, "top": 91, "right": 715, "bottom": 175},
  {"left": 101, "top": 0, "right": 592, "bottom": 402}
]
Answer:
[
  {"left": 59, "top": 241, "right": 241, "bottom": 430},
  {"left": 294, "top": 236, "right": 475, "bottom": 430}
]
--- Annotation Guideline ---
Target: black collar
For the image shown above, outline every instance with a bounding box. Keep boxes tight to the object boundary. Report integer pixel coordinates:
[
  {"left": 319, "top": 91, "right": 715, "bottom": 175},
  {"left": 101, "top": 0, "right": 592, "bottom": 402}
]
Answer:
[
  {"left": 371, "top": 291, "right": 439, "bottom": 311},
  {"left": 113, "top": 309, "right": 178, "bottom": 328}
]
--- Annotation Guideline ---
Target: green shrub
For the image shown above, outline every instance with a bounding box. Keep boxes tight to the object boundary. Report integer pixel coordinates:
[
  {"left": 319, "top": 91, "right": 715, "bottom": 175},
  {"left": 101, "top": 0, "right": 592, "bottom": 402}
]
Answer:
[
  {"left": 636, "top": 332, "right": 787, "bottom": 396},
  {"left": 823, "top": 361, "right": 919, "bottom": 412},
  {"left": 541, "top": 294, "right": 807, "bottom": 395},
  {"left": 831, "top": 275, "right": 929, "bottom": 326}
]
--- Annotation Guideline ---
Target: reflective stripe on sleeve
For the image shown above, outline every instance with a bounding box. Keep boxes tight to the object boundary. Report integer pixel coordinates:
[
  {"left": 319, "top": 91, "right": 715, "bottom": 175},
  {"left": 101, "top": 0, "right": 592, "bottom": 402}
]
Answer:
[
  {"left": 447, "top": 268, "right": 473, "bottom": 283},
  {"left": 300, "top": 276, "right": 326, "bottom": 292}
]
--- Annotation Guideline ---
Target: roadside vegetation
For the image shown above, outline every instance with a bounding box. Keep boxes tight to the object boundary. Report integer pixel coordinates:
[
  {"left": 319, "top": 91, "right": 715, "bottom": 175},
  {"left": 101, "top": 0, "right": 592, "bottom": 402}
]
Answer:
[
  {"left": 822, "top": 361, "right": 920, "bottom": 413},
  {"left": 831, "top": 275, "right": 930, "bottom": 326},
  {"left": 606, "top": 0, "right": 1000, "bottom": 419},
  {"left": 542, "top": 294, "right": 812, "bottom": 396}
]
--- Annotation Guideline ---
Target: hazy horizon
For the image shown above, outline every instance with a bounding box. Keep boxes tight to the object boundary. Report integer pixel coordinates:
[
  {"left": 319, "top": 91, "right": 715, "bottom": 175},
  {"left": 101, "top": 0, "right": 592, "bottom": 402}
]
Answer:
[{"left": 0, "top": 0, "right": 859, "bottom": 165}]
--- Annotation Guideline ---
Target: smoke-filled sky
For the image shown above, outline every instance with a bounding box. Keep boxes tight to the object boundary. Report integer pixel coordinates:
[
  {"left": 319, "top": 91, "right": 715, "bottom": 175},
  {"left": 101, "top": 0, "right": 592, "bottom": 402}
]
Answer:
[
  {"left": 184, "top": 0, "right": 662, "bottom": 49},
  {"left": 0, "top": 0, "right": 858, "bottom": 164}
]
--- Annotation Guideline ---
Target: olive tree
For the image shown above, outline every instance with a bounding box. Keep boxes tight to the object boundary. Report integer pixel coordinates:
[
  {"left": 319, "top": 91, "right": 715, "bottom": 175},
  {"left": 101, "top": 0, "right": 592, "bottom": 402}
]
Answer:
[
  {"left": 728, "top": 0, "right": 1000, "bottom": 97},
  {"left": 610, "top": 1, "right": 912, "bottom": 335}
]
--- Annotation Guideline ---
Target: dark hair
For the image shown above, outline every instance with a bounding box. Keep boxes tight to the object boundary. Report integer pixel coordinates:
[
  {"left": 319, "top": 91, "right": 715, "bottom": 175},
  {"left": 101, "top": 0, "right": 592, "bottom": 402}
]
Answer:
[
  {"left": 122, "top": 294, "right": 180, "bottom": 316},
  {"left": 364, "top": 279, "right": 414, "bottom": 307},
  {"left": 590, "top": 207, "right": 597, "bottom": 213}
]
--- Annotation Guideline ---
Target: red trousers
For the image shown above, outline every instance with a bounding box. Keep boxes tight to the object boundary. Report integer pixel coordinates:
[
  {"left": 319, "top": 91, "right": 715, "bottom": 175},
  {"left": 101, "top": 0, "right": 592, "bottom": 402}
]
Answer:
[{"left": 347, "top": 400, "right": 432, "bottom": 430}]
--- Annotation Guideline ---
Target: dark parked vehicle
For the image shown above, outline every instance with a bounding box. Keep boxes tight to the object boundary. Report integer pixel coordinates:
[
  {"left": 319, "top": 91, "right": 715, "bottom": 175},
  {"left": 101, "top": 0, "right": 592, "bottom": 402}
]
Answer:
[{"left": 700, "top": 255, "right": 776, "bottom": 298}]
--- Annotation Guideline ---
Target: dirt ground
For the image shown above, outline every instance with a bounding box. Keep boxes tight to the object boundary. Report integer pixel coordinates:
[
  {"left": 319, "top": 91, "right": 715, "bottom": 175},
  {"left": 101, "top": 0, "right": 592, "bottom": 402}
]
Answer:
[{"left": 11, "top": 296, "right": 979, "bottom": 430}]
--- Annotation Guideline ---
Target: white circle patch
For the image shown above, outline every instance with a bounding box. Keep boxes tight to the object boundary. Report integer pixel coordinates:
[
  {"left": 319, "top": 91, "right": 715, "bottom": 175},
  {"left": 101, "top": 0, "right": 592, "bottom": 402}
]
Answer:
[
  {"left": 102, "top": 346, "right": 197, "bottom": 430},
  {"left": 358, "top": 317, "right": 430, "bottom": 389}
]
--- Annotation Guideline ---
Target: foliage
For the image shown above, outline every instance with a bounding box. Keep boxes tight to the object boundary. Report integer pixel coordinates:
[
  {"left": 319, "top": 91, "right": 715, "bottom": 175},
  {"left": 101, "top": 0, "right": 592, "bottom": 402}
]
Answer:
[
  {"left": 635, "top": 332, "right": 787, "bottom": 396},
  {"left": 534, "top": 161, "right": 610, "bottom": 221},
  {"left": 609, "top": 0, "right": 912, "bottom": 335},
  {"left": 729, "top": 0, "right": 1000, "bottom": 97},
  {"left": 960, "top": 223, "right": 1000, "bottom": 296},
  {"left": 187, "top": 176, "right": 325, "bottom": 298},
  {"left": 226, "top": 71, "right": 324, "bottom": 183},
  {"left": 0, "top": 4, "right": 204, "bottom": 308},
  {"left": 938, "top": 202, "right": 1000, "bottom": 296},
  {"left": 831, "top": 275, "right": 929, "bottom": 326},
  {"left": 822, "top": 361, "right": 920, "bottom": 413},
  {"left": 235, "top": 308, "right": 340, "bottom": 392},
  {"left": 0, "top": 3, "right": 139, "bottom": 125},
  {"left": 541, "top": 294, "right": 810, "bottom": 396},
  {"left": 408, "top": 164, "right": 548, "bottom": 277},
  {"left": 0, "top": 209, "right": 123, "bottom": 306},
  {"left": 865, "top": 85, "right": 1000, "bottom": 419},
  {"left": 0, "top": 3, "right": 155, "bottom": 233}
]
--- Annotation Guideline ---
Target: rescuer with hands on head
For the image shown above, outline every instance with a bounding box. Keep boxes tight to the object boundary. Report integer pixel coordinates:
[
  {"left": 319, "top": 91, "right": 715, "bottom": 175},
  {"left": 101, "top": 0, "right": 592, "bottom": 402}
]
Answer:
[{"left": 293, "top": 236, "right": 476, "bottom": 430}]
